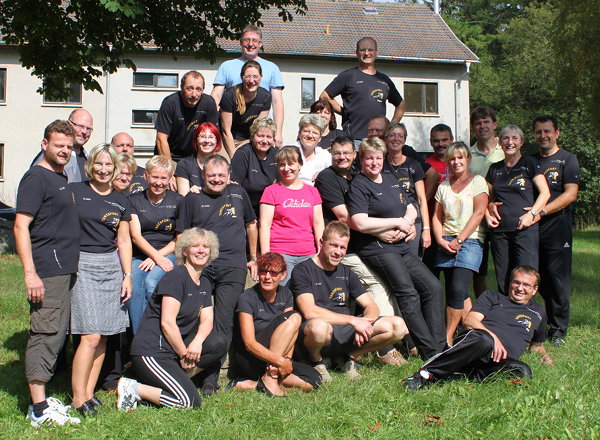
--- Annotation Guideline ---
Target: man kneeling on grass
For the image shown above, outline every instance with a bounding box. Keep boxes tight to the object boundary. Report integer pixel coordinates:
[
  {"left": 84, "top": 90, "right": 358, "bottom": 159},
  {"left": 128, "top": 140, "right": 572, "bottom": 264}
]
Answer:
[
  {"left": 403, "top": 265, "right": 553, "bottom": 391},
  {"left": 291, "top": 221, "right": 408, "bottom": 382}
]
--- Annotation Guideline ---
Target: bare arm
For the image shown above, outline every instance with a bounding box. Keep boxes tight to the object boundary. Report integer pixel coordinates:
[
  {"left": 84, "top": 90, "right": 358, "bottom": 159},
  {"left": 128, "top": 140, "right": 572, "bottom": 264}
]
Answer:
[
  {"left": 415, "top": 180, "right": 431, "bottom": 249},
  {"left": 319, "top": 90, "right": 342, "bottom": 115},
  {"left": 529, "top": 341, "right": 553, "bottom": 365},
  {"left": 210, "top": 84, "right": 225, "bottom": 108},
  {"left": 155, "top": 132, "right": 172, "bottom": 161},
  {"left": 259, "top": 203, "right": 275, "bottom": 254},
  {"left": 117, "top": 220, "right": 133, "bottom": 303},
  {"left": 519, "top": 174, "right": 550, "bottom": 229},
  {"left": 160, "top": 296, "right": 188, "bottom": 358},
  {"left": 350, "top": 213, "right": 411, "bottom": 236},
  {"left": 446, "top": 192, "right": 488, "bottom": 253},
  {"left": 220, "top": 111, "right": 236, "bottom": 158},
  {"left": 543, "top": 183, "right": 578, "bottom": 215},
  {"left": 391, "top": 100, "right": 405, "bottom": 122},
  {"left": 312, "top": 204, "right": 325, "bottom": 251},
  {"left": 184, "top": 305, "right": 214, "bottom": 366},
  {"left": 130, "top": 214, "right": 175, "bottom": 272},
  {"left": 271, "top": 87, "right": 284, "bottom": 147},
  {"left": 175, "top": 177, "right": 191, "bottom": 196},
  {"left": 245, "top": 220, "right": 259, "bottom": 281},
  {"left": 14, "top": 213, "right": 45, "bottom": 302},
  {"left": 239, "top": 311, "right": 293, "bottom": 369}
]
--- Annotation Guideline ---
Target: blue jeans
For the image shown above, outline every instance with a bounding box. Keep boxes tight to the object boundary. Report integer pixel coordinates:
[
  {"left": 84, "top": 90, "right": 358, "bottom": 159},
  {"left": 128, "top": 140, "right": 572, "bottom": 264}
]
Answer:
[
  {"left": 280, "top": 254, "right": 314, "bottom": 286},
  {"left": 128, "top": 254, "right": 176, "bottom": 334}
]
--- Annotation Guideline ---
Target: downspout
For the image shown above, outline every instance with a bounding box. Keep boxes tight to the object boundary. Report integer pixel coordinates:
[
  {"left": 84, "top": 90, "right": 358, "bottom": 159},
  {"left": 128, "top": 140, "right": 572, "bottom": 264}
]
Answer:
[
  {"left": 434, "top": 0, "right": 440, "bottom": 15},
  {"left": 454, "top": 61, "right": 470, "bottom": 143},
  {"left": 104, "top": 45, "right": 112, "bottom": 143}
]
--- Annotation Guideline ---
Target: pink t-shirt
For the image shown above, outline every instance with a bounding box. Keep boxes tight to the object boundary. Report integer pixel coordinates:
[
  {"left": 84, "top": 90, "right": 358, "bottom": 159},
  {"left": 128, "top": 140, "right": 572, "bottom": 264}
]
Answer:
[{"left": 260, "top": 183, "right": 322, "bottom": 256}]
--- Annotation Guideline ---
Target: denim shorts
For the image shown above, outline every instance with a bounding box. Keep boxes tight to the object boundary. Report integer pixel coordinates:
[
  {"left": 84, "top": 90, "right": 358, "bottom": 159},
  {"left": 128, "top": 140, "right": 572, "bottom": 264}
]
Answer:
[{"left": 435, "top": 236, "right": 483, "bottom": 272}]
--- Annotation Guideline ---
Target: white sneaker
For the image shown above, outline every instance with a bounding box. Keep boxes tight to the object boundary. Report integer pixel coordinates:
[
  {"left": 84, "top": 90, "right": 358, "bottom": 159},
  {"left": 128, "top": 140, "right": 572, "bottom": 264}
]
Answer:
[
  {"left": 26, "top": 403, "right": 81, "bottom": 428},
  {"left": 313, "top": 363, "right": 333, "bottom": 383},
  {"left": 46, "top": 396, "right": 72, "bottom": 414},
  {"left": 343, "top": 359, "right": 361, "bottom": 379},
  {"left": 117, "top": 377, "right": 140, "bottom": 412}
]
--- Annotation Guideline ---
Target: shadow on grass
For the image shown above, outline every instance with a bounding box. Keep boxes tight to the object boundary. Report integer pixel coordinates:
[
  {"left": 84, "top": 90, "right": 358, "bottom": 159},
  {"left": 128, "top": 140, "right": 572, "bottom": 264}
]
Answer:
[{"left": 1, "top": 329, "right": 72, "bottom": 414}]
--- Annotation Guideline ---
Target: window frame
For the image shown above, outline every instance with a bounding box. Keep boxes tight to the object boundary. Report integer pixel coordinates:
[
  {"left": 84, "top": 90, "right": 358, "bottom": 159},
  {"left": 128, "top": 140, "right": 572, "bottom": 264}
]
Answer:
[
  {"left": 403, "top": 81, "right": 439, "bottom": 115},
  {"left": 131, "top": 109, "right": 159, "bottom": 127},
  {"left": 0, "top": 68, "right": 6, "bottom": 103},
  {"left": 42, "top": 83, "right": 83, "bottom": 106},
  {"left": 132, "top": 72, "right": 179, "bottom": 89},
  {"left": 300, "top": 77, "right": 316, "bottom": 112}
]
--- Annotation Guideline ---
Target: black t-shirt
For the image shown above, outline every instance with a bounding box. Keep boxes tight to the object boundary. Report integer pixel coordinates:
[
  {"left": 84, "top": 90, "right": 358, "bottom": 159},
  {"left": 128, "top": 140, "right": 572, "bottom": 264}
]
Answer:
[
  {"left": 154, "top": 92, "right": 219, "bottom": 160},
  {"left": 174, "top": 155, "right": 204, "bottom": 188},
  {"left": 236, "top": 285, "right": 293, "bottom": 333},
  {"left": 128, "top": 190, "right": 182, "bottom": 259},
  {"left": 531, "top": 149, "right": 580, "bottom": 216},
  {"left": 382, "top": 156, "right": 425, "bottom": 204},
  {"left": 403, "top": 145, "right": 432, "bottom": 173},
  {"left": 291, "top": 258, "right": 365, "bottom": 315},
  {"left": 347, "top": 172, "right": 410, "bottom": 256},
  {"left": 230, "top": 143, "right": 280, "bottom": 217},
  {"left": 472, "top": 290, "right": 546, "bottom": 359},
  {"left": 314, "top": 166, "right": 353, "bottom": 224},
  {"left": 318, "top": 129, "right": 346, "bottom": 150},
  {"left": 324, "top": 67, "right": 403, "bottom": 139},
  {"left": 176, "top": 184, "right": 256, "bottom": 269},
  {"left": 486, "top": 156, "right": 539, "bottom": 232},
  {"left": 220, "top": 86, "right": 272, "bottom": 140},
  {"left": 123, "top": 166, "right": 147, "bottom": 196},
  {"left": 15, "top": 166, "right": 80, "bottom": 277},
  {"left": 70, "top": 182, "right": 132, "bottom": 253},
  {"left": 130, "top": 265, "right": 213, "bottom": 359}
]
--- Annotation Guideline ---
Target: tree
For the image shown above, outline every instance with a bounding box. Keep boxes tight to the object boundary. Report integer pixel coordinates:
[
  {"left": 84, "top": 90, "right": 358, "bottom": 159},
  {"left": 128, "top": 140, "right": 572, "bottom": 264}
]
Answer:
[{"left": 0, "top": 0, "right": 306, "bottom": 99}]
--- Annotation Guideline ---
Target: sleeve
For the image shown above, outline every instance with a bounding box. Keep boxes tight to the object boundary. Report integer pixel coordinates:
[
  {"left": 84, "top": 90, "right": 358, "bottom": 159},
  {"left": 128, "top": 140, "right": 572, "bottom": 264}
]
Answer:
[
  {"left": 412, "top": 160, "right": 425, "bottom": 182},
  {"left": 220, "top": 87, "right": 235, "bottom": 113},
  {"left": 472, "top": 175, "right": 489, "bottom": 197},
  {"left": 531, "top": 309, "right": 547, "bottom": 343},
  {"left": 155, "top": 270, "right": 185, "bottom": 303},
  {"left": 290, "top": 263, "right": 313, "bottom": 299},
  {"left": 261, "top": 88, "right": 273, "bottom": 110},
  {"left": 485, "top": 164, "right": 495, "bottom": 184},
  {"left": 347, "top": 179, "right": 369, "bottom": 216},
  {"left": 259, "top": 184, "right": 277, "bottom": 206},
  {"left": 281, "top": 287, "right": 294, "bottom": 309},
  {"left": 324, "top": 71, "right": 348, "bottom": 98},
  {"left": 175, "top": 195, "right": 193, "bottom": 233},
  {"left": 347, "top": 268, "right": 367, "bottom": 300},
  {"left": 434, "top": 181, "right": 446, "bottom": 204},
  {"left": 120, "top": 194, "right": 133, "bottom": 222},
  {"left": 525, "top": 156, "right": 539, "bottom": 178},
  {"left": 310, "top": 185, "right": 323, "bottom": 205},
  {"left": 213, "top": 63, "right": 228, "bottom": 86},
  {"left": 386, "top": 76, "right": 403, "bottom": 106},
  {"left": 173, "top": 157, "right": 189, "bottom": 179},
  {"left": 267, "top": 64, "right": 284, "bottom": 89},
  {"left": 15, "top": 172, "right": 44, "bottom": 216},
  {"left": 315, "top": 171, "right": 345, "bottom": 210},
  {"left": 236, "top": 289, "right": 255, "bottom": 315},
  {"left": 230, "top": 148, "right": 248, "bottom": 183},
  {"left": 199, "top": 275, "right": 214, "bottom": 308},
  {"left": 471, "top": 290, "right": 495, "bottom": 316},
  {"left": 154, "top": 96, "right": 174, "bottom": 134},
  {"left": 563, "top": 153, "right": 580, "bottom": 185}
]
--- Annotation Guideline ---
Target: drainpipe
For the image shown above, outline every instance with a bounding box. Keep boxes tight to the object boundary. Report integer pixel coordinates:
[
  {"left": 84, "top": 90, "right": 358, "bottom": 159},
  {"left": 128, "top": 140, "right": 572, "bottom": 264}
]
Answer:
[
  {"left": 454, "top": 61, "right": 471, "bottom": 142},
  {"left": 104, "top": 45, "right": 112, "bottom": 143},
  {"left": 434, "top": 0, "right": 440, "bottom": 14}
]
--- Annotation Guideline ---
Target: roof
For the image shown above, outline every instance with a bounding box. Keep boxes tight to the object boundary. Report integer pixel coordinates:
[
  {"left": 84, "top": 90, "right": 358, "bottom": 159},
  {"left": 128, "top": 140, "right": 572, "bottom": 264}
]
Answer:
[{"left": 217, "top": 0, "right": 479, "bottom": 63}]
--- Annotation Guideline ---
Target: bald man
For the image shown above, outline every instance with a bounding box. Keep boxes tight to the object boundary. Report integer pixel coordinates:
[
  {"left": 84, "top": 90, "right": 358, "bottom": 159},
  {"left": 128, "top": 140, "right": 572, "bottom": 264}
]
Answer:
[{"left": 111, "top": 132, "right": 147, "bottom": 195}]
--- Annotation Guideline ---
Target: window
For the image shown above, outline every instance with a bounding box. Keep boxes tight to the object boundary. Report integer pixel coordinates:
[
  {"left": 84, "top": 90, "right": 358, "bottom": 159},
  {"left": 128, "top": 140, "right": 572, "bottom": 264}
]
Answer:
[
  {"left": 132, "top": 110, "right": 159, "bottom": 126},
  {"left": 0, "top": 69, "right": 6, "bottom": 103},
  {"left": 301, "top": 78, "right": 315, "bottom": 111},
  {"left": 404, "top": 82, "right": 438, "bottom": 114},
  {"left": 133, "top": 73, "right": 178, "bottom": 88},
  {"left": 43, "top": 83, "right": 82, "bottom": 105}
]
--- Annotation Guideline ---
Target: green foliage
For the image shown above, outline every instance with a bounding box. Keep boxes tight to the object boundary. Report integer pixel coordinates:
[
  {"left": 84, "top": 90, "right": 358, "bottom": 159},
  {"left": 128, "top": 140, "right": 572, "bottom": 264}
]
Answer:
[{"left": 0, "top": 0, "right": 306, "bottom": 99}]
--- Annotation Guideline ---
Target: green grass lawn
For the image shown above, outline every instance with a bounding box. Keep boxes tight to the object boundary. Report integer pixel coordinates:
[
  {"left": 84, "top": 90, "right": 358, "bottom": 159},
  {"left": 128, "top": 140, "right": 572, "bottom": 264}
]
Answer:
[{"left": 1, "top": 231, "right": 599, "bottom": 439}]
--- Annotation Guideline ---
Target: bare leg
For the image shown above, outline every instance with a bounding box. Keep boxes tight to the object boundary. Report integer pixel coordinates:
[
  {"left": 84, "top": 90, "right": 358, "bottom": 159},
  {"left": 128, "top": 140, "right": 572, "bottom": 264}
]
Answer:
[
  {"left": 233, "top": 380, "right": 258, "bottom": 390},
  {"left": 71, "top": 334, "right": 103, "bottom": 408},
  {"left": 28, "top": 381, "right": 46, "bottom": 404},
  {"left": 269, "top": 313, "right": 301, "bottom": 358},
  {"left": 84, "top": 335, "right": 107, "bottom": 400},
  {"left": 303, "top": 319, "right": 333, "bottom": 362},
  {"left": 445, "top": 307, "right": 463, "bottom": 346},
  {"left": 281, "top": 374, "right": 313, "bottom": 391},
  {"left": 461, "top": 298, "right": 473, "bottom": 322},
  {"left": 349, "top": 317, "right": 407, "bottom": 358},
  {"left": 137, "top": 383, "right": 163, "bottom": 405}
]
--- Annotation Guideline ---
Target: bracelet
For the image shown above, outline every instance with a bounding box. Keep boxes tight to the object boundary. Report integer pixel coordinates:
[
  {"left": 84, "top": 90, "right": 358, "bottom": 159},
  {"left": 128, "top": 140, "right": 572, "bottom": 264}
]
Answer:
[
  {"left": 422, "top": 226, "right": 431, "bottom": 231},
  {"left": 249, "top": 257, "right": 257, "bottom": 262},
  {"left": 123, "top": 273, "right": 133, "bottom": 277}
]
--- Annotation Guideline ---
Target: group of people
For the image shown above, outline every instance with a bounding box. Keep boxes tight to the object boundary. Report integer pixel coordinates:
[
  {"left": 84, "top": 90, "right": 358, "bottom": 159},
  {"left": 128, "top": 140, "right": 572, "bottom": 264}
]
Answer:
[{"left": 14, "top": 24, "right": 579, "bottom": 428}]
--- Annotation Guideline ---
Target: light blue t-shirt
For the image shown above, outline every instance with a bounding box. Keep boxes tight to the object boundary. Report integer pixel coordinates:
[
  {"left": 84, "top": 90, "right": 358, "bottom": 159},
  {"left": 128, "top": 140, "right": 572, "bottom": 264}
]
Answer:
[{"left": 213, "top": 57, "right": 285, "bottom": 90}]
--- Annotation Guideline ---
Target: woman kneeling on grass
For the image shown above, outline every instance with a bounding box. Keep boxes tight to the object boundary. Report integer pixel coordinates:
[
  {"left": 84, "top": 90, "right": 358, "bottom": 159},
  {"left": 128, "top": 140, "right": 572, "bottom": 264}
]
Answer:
[
  {"left": 117, "top": 228, "right": 227, "bottom": 410},
  {"left": 230, "top": 252, "right": 321, "bottom": 396}
]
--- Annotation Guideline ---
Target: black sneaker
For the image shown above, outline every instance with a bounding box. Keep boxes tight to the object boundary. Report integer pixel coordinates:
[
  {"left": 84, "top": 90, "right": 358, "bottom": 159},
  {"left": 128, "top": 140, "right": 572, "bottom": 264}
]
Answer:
[
  {"left": 551, "top": 335, "right": 565, "bottom": 347},
  {"left": 201, "top": 382, "right": 219, "bottom": 397},
  {"left": 403, "top": 370, "right": 433, "bottom": 392}
]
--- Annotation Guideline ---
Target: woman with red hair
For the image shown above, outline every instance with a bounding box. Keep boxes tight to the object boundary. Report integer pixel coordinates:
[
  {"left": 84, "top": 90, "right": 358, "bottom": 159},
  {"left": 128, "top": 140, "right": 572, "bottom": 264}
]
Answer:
[{"left": 175, "top": 122, "right": 222, "bottom": 196}]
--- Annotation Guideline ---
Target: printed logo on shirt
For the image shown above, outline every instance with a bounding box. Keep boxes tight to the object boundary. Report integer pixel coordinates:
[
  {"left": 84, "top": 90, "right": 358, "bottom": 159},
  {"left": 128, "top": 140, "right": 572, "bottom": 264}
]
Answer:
[
  {"left": 543, "top": 168, "right": 560, "bottom": 184},
  {"left": 509, "top": 175, "right": 526, "bottom": 190},
  {"left": 282, "top": 198, "right": 312, "bottom": 208},
  {"left": 218, "top": 203, "right": 237, "bottom": 217},
  {"left": 398, "top": 177, "right": 412, "bottom": 193},
  {"left": 515, "top": 313, "right": 533, "bottom": 332},
  {"left": 329, "top": 287, "right": 346, "bottom": 304},
  {"left": 155, "top": 218, "right": 175, "bottom": 232},
  {"left": 370, "top": 89, "right": 384, "bottom": 103},
  {"left": 101, "top": 211, "right": 121, "bottom": 231},
  {"left": 128, "top": 182, "right": 145, "bottom": 194}
]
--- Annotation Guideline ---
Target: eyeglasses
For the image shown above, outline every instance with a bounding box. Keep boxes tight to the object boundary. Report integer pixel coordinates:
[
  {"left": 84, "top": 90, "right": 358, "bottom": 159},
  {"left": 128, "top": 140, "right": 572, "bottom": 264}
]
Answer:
[
  {"left": 198, "top": 135, "right": 217, "bottom": 141},
  {"left": 387, "top": 133, "right": 406, "bottom": 139},
  {"left": 241, "top": 38, "right": 262, "bottom": 44},
  {"left": 243, "top": 75, "right": 261, "bottom": 81},
  {"left": 511, "top": 280, "right": 535, "bottom": 289},
  {"left": 301, "top": 128, "right": 320, "bottom": 136},
  {"left": 332, "top": 151, "right": 354, "bottom": 157},
  {"left": 118, "top": 172, "right": 132, "bottom": 178},
  {"left": 69, "top": 120, "right": 93, "bottom": 133},
  {"left": 258, "top": 269, "right": 283, "bottom": 277}
]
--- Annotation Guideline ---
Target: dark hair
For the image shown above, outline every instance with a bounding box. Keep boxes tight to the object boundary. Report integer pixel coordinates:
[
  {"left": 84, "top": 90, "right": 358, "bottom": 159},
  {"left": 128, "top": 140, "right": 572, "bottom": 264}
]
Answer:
[
  {"left": 331, "top": 135, "right": 354, "bottom": 148},
  {"left": 511, "top": 265, "right": 540, "bottom": 287},
  {"left": 532, "top": 115, "right": 558, "bottom": 131},
  {"left": 235, "top": 60, "right": 263, "bottom": 115},
  {"left": 257, "top": 252, "right": 286, "bottom": 273},
  {"left": 44, "top": 119, "right": 75, "bottom": 141},
  {"left": 310, "top": 100, "right": 337, "bottom": 130},
  {"left": 430, "top": 124, "right": 453, "bottom": 138},
  {"left": 192, "top": 122, "right": 222, "bottom": 153},
  {"left": 275, "top": 145, "right": 303, "bottom": 166},
  {"left": 180, "top": 71, "right": 205, "bottom": 89},
  {"left": 470, "top": 106, "right": 496, "bottom": 125},
  {"left": 322, "top": 220, "right": 350, "bottom": 242}
]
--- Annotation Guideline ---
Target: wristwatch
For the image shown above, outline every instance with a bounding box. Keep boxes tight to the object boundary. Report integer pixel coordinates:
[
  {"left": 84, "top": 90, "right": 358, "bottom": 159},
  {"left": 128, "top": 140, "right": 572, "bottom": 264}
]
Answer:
[
  {"left": 530, "top": 209, "right": 537, "bottom": 218},
  {"left": 539, "top": 209, "right": 546, "bottom": 218},
  {"left": 457, "top": 238, "right": 464, "bottom": 244}
]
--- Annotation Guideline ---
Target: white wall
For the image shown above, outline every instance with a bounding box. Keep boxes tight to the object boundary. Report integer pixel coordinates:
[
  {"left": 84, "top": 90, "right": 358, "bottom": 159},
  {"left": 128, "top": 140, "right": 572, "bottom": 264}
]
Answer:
[{"left": 0, "top": 50, "right": 471, "bottom": 205}]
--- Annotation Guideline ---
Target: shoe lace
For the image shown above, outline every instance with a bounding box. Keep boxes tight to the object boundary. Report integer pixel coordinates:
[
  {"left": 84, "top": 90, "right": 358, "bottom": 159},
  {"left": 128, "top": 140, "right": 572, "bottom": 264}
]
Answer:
[{"left": 46, "top": 397, "right": 70, "bottom": 415}]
